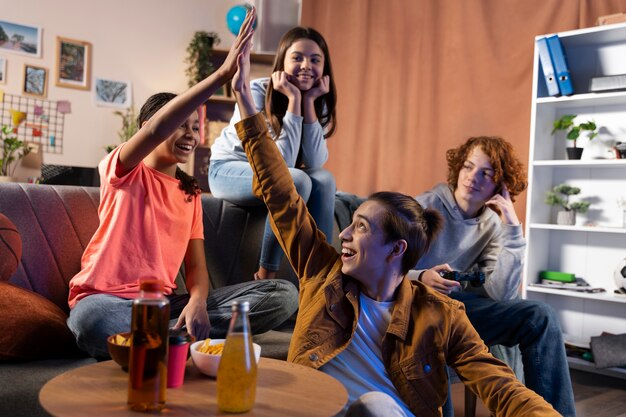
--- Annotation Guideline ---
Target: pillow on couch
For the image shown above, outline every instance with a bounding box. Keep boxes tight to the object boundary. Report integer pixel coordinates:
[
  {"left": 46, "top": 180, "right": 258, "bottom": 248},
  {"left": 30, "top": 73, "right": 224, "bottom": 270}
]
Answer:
[{"left": 0, "top": 282, "right": 82, "bottom": 361}]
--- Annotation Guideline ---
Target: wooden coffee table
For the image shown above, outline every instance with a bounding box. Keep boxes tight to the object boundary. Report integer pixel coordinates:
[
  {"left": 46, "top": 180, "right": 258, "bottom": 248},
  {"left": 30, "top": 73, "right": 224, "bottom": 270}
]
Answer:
[{"left": 40, "top": 357, "right": 347, "bottom": 416}]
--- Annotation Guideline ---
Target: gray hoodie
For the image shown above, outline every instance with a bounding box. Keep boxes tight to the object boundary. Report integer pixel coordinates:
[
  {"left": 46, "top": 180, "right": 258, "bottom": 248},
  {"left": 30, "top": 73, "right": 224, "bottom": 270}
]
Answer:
[{"left": 414, "top": 183, "right": 526, "bottom": 301}]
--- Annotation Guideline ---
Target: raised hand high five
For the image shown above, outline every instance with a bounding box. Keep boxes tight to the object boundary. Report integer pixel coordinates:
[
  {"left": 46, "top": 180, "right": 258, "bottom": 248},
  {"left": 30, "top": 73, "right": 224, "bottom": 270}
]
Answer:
[
  {"left": 220, "top": 7, "right": 256, "bottom": 80},
  {"left": 232, "top": 26, "right": 256, "bottom": 119}
]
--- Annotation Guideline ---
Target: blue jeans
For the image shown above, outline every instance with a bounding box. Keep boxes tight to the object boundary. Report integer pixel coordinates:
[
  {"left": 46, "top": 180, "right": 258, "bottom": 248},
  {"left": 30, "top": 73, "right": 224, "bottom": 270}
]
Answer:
[
  {"left": 67, "top": 280, "right": 298, "bottom": 358},
  {"left": 209, "top": 159, "right": 336, "bottom": 271},
  {"left": 445, "top": 292, "right": 576, "bottom": 417}
]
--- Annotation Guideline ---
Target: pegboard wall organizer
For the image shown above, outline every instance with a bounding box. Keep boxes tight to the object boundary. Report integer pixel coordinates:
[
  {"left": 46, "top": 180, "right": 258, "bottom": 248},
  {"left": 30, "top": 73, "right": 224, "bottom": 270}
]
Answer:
[{"left": 0, "top": 92, "right": 68, "bottom": 154}]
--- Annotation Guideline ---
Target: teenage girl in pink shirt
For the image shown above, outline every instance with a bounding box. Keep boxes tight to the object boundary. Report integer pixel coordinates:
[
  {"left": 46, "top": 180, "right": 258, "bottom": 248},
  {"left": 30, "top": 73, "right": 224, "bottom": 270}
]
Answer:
[{"left": 67, "top": 8, "right": 297, "bottom": 358}]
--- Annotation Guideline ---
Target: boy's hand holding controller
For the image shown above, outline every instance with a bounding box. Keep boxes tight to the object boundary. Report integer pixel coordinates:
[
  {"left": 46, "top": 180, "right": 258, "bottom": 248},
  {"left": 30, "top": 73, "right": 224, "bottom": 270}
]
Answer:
[{"left": 419, "top": 264, "right": 462, "bottom": 295}]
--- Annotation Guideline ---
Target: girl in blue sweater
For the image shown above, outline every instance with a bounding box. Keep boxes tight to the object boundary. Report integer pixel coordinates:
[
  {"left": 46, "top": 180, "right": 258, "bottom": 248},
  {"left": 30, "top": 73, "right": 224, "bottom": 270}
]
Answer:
[{"left": 209, "top": 26, "right": 337, "bottom": 280}]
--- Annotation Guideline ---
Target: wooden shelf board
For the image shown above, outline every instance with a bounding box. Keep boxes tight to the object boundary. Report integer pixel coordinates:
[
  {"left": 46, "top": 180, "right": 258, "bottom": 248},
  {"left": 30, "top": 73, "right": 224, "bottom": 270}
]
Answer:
[
  {"left": 567, "top": 356, "right": 626, "bottom": 380},
  {"left": 211, "top": 49, "right": 275, "bottom": 65}
]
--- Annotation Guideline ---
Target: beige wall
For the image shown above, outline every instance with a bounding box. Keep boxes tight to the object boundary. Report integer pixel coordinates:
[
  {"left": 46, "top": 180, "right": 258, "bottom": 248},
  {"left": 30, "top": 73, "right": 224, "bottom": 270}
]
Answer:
[{"left": 1, "top": 0, "right": 247, "bottom": 179}]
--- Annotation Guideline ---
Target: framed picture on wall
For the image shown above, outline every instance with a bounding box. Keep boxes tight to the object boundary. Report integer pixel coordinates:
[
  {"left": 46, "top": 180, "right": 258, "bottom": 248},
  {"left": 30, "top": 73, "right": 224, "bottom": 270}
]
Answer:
[
  {"left": 23, "top": 64, "right": 47, "bottom": 98},
  {"left": 94, "top": 77, "right": 132, "bottom": 108},
  {"left": 55, "top": 37, "right": 91, "bottom": 90},
  {"left": 0, "top": 20, "right": 42, "bottom": 58},
  {"left": 0, "top": 57, "right": 6, "bottom": 84}
]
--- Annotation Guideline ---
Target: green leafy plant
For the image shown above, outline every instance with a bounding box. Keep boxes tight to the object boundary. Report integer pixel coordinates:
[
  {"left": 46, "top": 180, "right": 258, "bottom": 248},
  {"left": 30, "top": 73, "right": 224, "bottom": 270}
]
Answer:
[
  {"left": 185, "top": 31, "right": 221, "bottom": 88},
  {"left": 105, "top": 108, "right": 138, "bottom": 153},
  {"left": 0, "top": 125, "right": 31, "bottom": 177},
  {"left": 545, "top": 184, "right": 590, "bottom": 213},
  {"left": 551, "top": 114, "right": 598, "bottom": 148}
]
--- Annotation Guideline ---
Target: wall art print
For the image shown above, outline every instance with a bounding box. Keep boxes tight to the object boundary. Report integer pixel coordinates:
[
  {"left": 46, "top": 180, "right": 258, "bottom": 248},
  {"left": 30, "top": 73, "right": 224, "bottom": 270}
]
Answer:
[{"left": 0, "top": 20, "right": 42, "bottom": 58}]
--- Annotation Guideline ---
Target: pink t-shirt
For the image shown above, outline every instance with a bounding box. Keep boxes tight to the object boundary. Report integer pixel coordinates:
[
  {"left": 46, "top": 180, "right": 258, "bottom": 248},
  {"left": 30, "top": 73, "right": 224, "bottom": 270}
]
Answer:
[{"left": 68, "top": 145, "right": 203, "bottom": 308}]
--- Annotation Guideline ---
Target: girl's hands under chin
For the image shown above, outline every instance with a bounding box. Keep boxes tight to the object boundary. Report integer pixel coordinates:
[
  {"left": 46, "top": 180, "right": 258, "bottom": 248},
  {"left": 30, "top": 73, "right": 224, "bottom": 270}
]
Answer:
[
  {"left": 303, "top": 75, "right": 330, "bottom": 101},
  {"left": 271, "top": 71, "right": 301, "bottom": 100}
]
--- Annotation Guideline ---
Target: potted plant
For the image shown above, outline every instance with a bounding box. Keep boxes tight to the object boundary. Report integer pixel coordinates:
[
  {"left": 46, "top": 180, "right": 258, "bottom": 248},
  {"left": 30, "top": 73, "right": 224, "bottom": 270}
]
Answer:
[
  {"left": 185, "top": 31, "right": 221, "bottom": 88},
  {"left": 105, "top": 108, "right": 138, "bottom": 153},
  {"left": 0, "top": 125, "right": 31, "bottom": 182},
  {"left": 551, "top": 114, "right": 598, "bottom": 160},
  {"left": 545, "top": 184, "right": 591, "bottom": 225}
]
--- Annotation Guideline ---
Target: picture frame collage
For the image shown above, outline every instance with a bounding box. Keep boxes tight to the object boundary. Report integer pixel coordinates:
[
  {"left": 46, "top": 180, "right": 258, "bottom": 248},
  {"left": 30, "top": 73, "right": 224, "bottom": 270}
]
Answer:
[{"left": 0, "top": 19, "right": 131, "bottom": 107}]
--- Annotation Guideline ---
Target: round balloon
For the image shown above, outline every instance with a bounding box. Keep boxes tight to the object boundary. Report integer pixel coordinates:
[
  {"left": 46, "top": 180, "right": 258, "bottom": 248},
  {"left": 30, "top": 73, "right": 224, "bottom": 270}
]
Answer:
[{"left": 226, "top": 5, "right": 249, "bottom": 36}]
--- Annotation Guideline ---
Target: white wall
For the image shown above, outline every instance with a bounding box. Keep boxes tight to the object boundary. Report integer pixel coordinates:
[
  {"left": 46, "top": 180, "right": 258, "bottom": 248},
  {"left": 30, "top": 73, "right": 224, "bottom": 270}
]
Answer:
[{"left": 1, "top": 0, "right": 246, "bottom": 178}]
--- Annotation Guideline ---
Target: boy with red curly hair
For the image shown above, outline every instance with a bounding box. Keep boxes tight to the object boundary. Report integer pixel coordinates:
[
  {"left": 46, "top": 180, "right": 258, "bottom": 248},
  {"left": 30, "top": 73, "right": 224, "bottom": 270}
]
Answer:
[{"left": 410, "top": 136, "right": 575, "bottom": 417}]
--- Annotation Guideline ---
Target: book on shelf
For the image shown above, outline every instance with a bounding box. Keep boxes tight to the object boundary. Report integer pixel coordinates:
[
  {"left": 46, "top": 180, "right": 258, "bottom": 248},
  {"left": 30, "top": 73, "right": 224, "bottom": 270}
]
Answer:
[
  {"left": 536, "top": 37, "right": 560, "bottom": 96},
  {"left": 539, "top": 270, "right": 575, "bottom": 283},
  {"left": 530, "top": 277, "right": 606, "bottom": 293},
  {"left": 546, "top": 34, "right": 574, "bottom": 96},
  {"left": 541, "top": 277, "right": 590, "bottom": 287},
  {"left": 590, "top": 74, "right": 626, "bottom": 92}
]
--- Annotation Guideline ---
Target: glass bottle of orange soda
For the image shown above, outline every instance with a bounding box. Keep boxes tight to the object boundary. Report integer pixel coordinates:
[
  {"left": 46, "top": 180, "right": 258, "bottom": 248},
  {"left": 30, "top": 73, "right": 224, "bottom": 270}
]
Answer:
[
  {"left": 217, "top": 300, "right": 257, "bottom": 413},
  {"left": 127, "top": 279, "right": 170, "bottom": 412}
]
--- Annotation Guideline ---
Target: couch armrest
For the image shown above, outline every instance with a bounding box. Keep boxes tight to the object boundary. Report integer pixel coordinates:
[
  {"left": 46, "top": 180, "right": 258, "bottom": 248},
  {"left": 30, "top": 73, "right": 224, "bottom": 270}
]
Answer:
[{"left": 0, "top": 183, "right": 100, "bottom": 313}]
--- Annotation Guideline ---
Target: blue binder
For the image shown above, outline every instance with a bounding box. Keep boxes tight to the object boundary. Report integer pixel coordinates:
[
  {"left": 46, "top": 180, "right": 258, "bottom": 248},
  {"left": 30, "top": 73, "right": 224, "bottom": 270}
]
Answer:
[
  {"left": 536, "top": 37, "right": 559, "bottom": 96},
  {"left": 546, "top": 34, "right": 574, "bottom": 96}
]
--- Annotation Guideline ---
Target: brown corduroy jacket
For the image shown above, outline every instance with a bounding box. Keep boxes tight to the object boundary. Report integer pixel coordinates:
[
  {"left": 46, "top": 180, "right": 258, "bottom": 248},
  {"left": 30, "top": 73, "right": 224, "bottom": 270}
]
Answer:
[{"left": 237, "top": 113, "right": 560, "bottom": 417}]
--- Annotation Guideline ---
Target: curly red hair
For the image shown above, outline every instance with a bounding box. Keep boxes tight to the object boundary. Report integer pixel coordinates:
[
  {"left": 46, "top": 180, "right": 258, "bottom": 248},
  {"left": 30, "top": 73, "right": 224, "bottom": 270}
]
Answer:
[{"left": 446, "top": 136, "right": 527, "bottom": 201}]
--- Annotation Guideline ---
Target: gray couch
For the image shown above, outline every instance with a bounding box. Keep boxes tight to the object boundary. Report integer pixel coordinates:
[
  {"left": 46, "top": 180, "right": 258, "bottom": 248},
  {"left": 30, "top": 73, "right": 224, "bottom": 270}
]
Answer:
[{"left": 0, "top": 182, "right": 345, "bottom": 417}]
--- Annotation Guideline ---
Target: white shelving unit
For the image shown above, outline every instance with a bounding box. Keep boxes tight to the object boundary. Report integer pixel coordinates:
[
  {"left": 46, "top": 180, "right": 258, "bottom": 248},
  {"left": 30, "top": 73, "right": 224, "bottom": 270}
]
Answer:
[{"left": 524, "top": 23, "right": 626, "bottom": 379}]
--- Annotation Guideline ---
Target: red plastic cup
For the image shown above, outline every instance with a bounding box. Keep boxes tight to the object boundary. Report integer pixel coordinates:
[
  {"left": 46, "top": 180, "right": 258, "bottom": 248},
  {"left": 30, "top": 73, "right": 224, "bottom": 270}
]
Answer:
[{"left": 167, "top": 330, "right": 192, "bottom": 388}]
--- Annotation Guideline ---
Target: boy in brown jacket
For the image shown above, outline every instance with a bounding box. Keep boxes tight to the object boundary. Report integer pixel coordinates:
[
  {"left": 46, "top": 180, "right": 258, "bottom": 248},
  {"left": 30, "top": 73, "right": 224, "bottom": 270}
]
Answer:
[{"left": 230, "top": 15, "right": 561, "bottom": 416}]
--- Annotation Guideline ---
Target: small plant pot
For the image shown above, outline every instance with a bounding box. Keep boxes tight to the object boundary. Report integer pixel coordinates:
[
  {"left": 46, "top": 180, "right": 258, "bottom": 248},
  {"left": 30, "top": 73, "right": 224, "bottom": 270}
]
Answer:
[
  {"left": 566, "top": 147, "right": 584, "bottom": 160},
  {"left": 557, "top": 210, "right": 576, "bottom": 226}
]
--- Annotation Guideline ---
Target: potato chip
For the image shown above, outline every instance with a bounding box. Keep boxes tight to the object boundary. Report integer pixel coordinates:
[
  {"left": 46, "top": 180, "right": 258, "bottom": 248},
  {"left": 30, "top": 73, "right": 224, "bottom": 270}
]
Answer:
[
  {"left": 114, "top": 334, "right": 130, "bottom": 346},
  {"left": 197, "top": 338, "right": 224, "bottom": 355}
]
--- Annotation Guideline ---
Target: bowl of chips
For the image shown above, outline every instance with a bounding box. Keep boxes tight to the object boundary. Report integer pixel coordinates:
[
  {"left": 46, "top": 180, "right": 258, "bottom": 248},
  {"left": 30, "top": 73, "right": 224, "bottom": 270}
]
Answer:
[
  {"left": 190, "top": 338, "right": 261, "bottom": 377},
  {"left": 107, "top": 330, "right": 195, "bottom": 372},
  {"left": 107, "top": 332, "right": 131, "bottom": 371}
]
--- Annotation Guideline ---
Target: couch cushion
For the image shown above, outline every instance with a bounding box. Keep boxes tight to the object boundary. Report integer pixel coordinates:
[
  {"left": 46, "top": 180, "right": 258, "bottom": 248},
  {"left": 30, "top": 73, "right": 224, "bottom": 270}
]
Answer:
[
  {"left": 0, "top": 183, "right": 100, "bottom": 313},
  {"left": 201, "top": 195, "right": 344, "bottom": 290},
  {"left": 0, "top": 282, "right": 82, "bottom": 361},
  {"left": 201, "top": 196, "right": 300, "bottom": 289}
]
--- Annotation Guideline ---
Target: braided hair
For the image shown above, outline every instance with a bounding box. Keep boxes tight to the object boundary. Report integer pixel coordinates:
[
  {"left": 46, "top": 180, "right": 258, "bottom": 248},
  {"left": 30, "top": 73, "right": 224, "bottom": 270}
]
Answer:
[{"left": 137, "top": 92, "right": 202, "bottom": 200}]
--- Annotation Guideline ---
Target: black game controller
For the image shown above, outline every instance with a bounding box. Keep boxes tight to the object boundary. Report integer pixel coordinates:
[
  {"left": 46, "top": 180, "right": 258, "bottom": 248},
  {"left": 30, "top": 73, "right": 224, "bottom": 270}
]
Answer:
[{"left": 441, "top": 271, "right": 485, "bottom": 287}]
